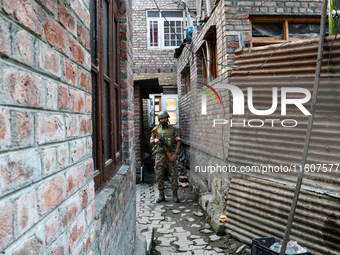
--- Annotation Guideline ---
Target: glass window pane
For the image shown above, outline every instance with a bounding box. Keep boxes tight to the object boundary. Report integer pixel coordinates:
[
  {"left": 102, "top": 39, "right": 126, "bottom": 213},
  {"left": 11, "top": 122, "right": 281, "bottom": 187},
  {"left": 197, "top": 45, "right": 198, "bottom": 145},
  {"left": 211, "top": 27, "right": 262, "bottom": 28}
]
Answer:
[
  {"left": 114, "top": 88, "right": 119, "bottom": 151},
  {"left": 168, "top": 112, "right": 177, "bottom": 125},
  {"left": 90, "top": 0, "right": 96, "bottom": 64},
  {"left": 104, "top": 81, "right": 111, "bottom": 161},
  {"left": 91, "top": 72, "right": 97, "bottom": 170},
  {"left": 148, "top": 11, "right": 159, "bottom": 17},
  {"left": 288, "top": 23, "right": 328, "bottom": 38},
  {"left": 103, "top": 0, "right": 109, "bottom": 75},
  {"left": 166, "top": 98, "right": 177, "bottom": 111},
  {"left": 162, "top": 11, "right": 183, "bottom": 17},
  {"left": 252, "top": 22, "right": 283, "bottom": 38},
  {"left": 114, "top": 21, "right": 118, "bottom": 83}
]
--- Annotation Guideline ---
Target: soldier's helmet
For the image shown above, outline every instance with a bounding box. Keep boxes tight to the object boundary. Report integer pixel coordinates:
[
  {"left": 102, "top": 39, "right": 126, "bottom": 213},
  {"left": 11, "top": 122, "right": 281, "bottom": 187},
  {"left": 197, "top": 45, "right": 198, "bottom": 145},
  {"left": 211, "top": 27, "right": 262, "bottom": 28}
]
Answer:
[{"left": 158, "top": 111, "right": 170, "bottom": 120}]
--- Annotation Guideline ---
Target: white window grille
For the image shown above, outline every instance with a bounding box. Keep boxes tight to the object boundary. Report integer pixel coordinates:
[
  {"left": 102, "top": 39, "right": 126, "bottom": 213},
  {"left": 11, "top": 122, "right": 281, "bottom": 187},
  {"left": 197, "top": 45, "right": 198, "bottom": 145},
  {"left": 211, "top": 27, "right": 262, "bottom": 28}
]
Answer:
[{"left": 146, "top": 10, "right": 184, "bottom": 50}]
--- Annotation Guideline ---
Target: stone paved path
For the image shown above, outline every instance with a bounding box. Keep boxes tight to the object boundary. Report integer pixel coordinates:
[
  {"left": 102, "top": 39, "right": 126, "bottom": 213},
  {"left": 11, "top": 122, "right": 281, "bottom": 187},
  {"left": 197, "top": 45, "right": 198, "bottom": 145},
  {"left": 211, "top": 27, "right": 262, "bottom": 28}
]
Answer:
[{"left": 137, "top": 183, "right": 250, "bottom": 255}]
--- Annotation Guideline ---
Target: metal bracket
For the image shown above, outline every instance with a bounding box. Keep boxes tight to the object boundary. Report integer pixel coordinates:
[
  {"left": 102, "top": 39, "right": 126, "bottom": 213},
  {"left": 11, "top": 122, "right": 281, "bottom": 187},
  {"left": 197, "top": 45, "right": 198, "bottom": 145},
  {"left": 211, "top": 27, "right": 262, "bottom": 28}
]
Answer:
[{"left": 332, "top": 9, "right": 340, "bottom": 18}]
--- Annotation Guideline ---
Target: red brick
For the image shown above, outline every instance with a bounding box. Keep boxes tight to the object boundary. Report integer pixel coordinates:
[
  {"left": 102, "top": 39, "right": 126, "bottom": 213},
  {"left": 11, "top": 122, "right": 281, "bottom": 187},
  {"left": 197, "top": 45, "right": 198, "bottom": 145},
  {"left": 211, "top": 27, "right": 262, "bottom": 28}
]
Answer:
[
  {"left": 86, "top": 95, "right": 92, "bottom": 113},
  {"left": 85, "top": 10, "right": 90, "bottom": 29},
  {"left": 235, "top": 14, "right": 249, "bottom": 19},
  {"left": 0, "top": 16, "right": 11, "bottom": 56},
  {"left": 59, "top": 84, "right": 69, "bottom": 110},
  {"left": 310, "top": 3, "right": 323, "bottom": 8},
  {"left": 37, "top": 113, "right": 66, "bottom": 144},
  {"left": 46, "top": 211, "right": 60, "bottom": 245},
  {"left": 40, "top": 44, "right": 61, "bottom": 77},
  {"left": 85, "top": 236, "right": 90, "bottom": 253},
  {"left": 70, "top": 37, "right": 85, "bottom": 65},
  {"left": 263, "top": 2, "right": 276, "bottom": 6},
  {"left": 16, "top": 111, "right": 34, "bottom": 147},
  {"left": 11, "top": 235, "right": 44, "bottom": 255},
  {"left": 79, "top": 69, "right": 91, "bottom": 92},
  {"left": 81, "top": 187, "right": 88, "bottom": 209},
  {"left": 87, "top": 204, "right": 95, "bottom": 231},
  {"left": 50, "top": 235, "right": 67, "bottom": 255},
  {"left": 69, "top": 212, "right": 85, "bottom": 252},
  {"left": 64, "top": 60, "right": 77, "bottom": 85},
  {"left": 70, "top": 89, "right": 85, "bottom": 113},
  {"left": 87, "top": 138, "right": 92, "bottom": 155},
  {"left": 58, "top": 2, "right": 76, "bottom": 35},
  {"left": 88, "top": 180, "right": 95, "bottom": 201},
  {"left": 85, "top": 159, "right": 93, "bottom": 180},
  {"left": 46, "top": 81, "right": 58, "bottom": 110},
  {"left": 61, "top": 195, "right": 80, "bottom": 229},
  {"left": 80, "top": 116, "right": 91, "bottom": 136},
  {"left": 38, "top": 175, "right": 66, "bottom": 216},
  {"left": 0, "top": 201, "right": 13, "bottom": 250},
  {"left": 286, "top": 2, "right": 300, "bottom": 7},
  {"left": 44, "top": 15, "right": 68, "bottom": 55},
  {"left": 0, "top": 109, "right": 11, "bottom": 150},
  {"left": 42, "top": 147, "right": 57, "bottom": 177},
  {"left": 70, "top": 139, "right": 86, "bottom": 163},
  {"left": 66, "top": 114, "right": 79, "bottom": 137},
  {"left": 4, "top": 68, "right": 45, "bottom": 108},
  {"left": 67, "top": 165, "right": 85, "bottom": 195},
  {"left": 16, "top": 190, "right": 38, "bottom": 236},
  {"left": 58, "top": 143, "right": 69, "bottom": 169},
  {"left": 3, "top": 0, "right": 43, "bottom": 35},
  {"left": 15, "top": 29, "right": 34, "bottom": 64},
  {"left": 0, "top": 150, "right": 41, "bottom": 193},
  {"left": 42, "top": 0, "right": 54, "bottom": 13},
  {"left": 77, "top": 24, "right": 90, "bottom": 49},
  {"left": 71, "top": 0, "right": 84, "bottom": 20}
]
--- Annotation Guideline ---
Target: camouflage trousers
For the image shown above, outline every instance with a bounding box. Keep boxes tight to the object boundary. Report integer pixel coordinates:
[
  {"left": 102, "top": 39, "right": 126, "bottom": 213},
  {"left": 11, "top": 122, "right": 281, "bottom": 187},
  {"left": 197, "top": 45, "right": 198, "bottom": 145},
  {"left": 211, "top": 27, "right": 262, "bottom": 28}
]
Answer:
[{"left": 154, "top": 153, "right": 178, "bottom": 190}]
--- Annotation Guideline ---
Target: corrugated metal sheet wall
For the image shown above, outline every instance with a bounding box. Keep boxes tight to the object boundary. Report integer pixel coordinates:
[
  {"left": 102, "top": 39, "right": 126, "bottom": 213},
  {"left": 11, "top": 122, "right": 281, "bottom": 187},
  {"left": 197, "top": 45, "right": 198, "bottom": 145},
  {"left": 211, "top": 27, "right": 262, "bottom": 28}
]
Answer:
[{"left": 225, "top": 36, "right": 340, "bottom": 254}]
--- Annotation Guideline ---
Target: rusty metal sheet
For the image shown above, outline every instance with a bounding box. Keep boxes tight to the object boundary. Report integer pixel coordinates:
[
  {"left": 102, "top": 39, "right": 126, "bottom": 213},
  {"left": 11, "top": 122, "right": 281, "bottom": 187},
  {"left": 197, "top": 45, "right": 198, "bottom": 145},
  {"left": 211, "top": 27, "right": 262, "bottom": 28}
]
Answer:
[{"left": 225, "top": 36, "right": 340, "bottom": 254}]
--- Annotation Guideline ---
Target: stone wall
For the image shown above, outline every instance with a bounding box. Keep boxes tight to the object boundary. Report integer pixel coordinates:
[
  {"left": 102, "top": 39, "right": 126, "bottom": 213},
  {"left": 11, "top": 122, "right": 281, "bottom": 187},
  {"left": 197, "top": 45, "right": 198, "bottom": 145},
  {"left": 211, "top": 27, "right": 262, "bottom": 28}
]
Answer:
[{"left": 0, "top": 0, "right": 136, "bottom": 254}]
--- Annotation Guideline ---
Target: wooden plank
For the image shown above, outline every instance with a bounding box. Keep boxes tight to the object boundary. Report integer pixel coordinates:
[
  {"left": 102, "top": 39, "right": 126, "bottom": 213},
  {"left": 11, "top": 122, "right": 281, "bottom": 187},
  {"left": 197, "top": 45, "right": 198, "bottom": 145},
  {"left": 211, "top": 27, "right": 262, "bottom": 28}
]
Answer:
[{"left": 283, "top": 19, "right": 289, "bottom": 40}]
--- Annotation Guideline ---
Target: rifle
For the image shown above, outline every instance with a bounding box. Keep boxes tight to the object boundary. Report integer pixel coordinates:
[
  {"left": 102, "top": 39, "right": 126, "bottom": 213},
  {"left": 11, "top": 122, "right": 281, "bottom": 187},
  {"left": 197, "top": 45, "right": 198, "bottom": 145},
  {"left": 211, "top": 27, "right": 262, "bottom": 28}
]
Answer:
[{"left": 152, "top": 128, "right": 173, "bottom": 160}]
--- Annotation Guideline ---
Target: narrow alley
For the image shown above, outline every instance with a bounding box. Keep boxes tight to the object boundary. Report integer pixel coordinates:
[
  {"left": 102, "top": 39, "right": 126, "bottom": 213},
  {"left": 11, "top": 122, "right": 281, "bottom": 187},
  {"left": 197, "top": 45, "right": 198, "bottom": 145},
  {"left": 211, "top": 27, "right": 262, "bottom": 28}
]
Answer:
[
  {"left": 0, "top": 0, "right": 339, "bottom": 254},
  {"left": 135, "top": 176, "right": 251, "bottom": 255}
]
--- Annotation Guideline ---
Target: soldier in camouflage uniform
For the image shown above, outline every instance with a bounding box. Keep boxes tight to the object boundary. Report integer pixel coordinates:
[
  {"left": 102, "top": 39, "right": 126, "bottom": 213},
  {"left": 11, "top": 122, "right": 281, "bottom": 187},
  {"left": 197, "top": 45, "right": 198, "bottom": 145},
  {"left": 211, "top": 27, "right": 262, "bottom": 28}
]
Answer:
[{"left": 150, "top": 111, "right": 181, "bottom": 203}]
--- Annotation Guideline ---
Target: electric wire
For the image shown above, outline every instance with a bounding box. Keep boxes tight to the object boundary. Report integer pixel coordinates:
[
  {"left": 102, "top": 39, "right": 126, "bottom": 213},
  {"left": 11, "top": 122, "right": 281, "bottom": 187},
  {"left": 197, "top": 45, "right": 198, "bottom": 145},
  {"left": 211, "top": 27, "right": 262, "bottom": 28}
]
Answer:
[{"left": 152, "top": 0, "right": 290, "bottom": 71}]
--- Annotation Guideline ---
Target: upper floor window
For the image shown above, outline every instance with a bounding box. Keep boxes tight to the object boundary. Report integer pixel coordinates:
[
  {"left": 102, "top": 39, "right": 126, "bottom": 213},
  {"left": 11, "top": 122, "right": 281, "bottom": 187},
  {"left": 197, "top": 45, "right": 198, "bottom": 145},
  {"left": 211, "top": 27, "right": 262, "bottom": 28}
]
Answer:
[
  {"left": 250, "top": 16, "right": 328, "bottom": 47},
  {"left": 147, "top": 11, "right": 184, "bottom": 50}
]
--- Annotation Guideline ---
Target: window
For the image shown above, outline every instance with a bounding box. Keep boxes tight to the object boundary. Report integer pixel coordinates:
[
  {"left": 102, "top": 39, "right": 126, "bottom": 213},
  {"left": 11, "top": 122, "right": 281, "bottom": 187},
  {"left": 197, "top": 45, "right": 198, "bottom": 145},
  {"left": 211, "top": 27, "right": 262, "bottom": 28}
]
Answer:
[
  {"left": 198, "top": 25, "right": 218, "bottom": 82},
  {"left": 147, "top": 94, "right": 179, "bottom": 128},
  {"left": 250, "top": 16, "right": 328, "bottom": 47},
  {"left": 147, "top": 11, "right": 184, "bottom": 49},
  {"left": 184, "top": 71, "right": 191, "bottom": 94},
  {"left": 91, "top": 0, "right": 122, "bottom": 190}
]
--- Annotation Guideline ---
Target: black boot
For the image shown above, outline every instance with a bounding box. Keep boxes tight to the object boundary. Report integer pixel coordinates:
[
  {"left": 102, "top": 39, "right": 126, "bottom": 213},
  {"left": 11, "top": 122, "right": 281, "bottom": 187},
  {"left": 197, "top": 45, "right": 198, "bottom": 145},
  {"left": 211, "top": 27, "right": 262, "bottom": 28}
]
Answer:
[
  {"left": 156, "top": 190, "right": 165, "bottom": 203},
  {"left": 173, "top": 189, "right": 180, "bottom": 203}
]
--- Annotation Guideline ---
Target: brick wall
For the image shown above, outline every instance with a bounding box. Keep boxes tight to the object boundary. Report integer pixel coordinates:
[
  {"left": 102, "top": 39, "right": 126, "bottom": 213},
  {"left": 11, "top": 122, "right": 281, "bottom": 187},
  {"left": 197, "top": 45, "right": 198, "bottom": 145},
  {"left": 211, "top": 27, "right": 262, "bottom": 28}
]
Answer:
[
  {"left": 0, "top": 0, "right": 94, "bottom": 253},
  {"left": 0, "top": 0, "right": 136, "bottom": 254},
  {"left": 92, "top": 0, "right": 137, "bottom": 254},
  {"left": 176, "top": 0, "right": 323, "bottom": 203},
  {"left": 132, "top": 0, "right": 181, "bottom": 86}
]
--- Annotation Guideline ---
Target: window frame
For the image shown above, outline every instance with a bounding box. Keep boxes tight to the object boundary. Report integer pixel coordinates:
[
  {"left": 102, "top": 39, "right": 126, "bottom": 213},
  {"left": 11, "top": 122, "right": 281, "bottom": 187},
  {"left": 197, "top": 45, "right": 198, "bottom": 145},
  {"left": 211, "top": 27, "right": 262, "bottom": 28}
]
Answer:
[
  {"left": 146, "top": 10, "right": 185, "bottom": 50},
  {"left": 91, "top": 0, "right": 122, "bottom": 191},
  {"left": 249, "top": 16, "right": 324, "bottom": 47}
]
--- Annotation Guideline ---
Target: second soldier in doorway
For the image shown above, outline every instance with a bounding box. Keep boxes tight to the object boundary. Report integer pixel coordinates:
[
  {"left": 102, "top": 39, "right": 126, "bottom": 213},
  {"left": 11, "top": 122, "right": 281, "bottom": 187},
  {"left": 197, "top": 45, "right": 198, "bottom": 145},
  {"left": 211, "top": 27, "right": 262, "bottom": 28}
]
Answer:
[{"left": 150, "top": 111, "right": 181, "bottom": 203}]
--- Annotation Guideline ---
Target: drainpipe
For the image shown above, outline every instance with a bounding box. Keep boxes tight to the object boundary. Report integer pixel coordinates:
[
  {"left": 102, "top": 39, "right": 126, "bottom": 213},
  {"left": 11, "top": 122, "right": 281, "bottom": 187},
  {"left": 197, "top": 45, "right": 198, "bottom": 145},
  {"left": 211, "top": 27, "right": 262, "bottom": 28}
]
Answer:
[{"left": 279, "top": 0, "right": 328, "bottom": 254}]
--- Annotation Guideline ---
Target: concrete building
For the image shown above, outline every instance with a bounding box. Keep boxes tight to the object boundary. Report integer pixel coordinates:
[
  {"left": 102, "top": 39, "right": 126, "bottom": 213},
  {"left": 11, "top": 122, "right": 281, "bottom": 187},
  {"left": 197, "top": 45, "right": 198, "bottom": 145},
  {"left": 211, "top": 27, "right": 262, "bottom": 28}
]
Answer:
[
  {"left": 0, "top": 0, "right": 136, "bottom": 254},
  {"left": 176, "top": 0, "right": 340, "bottom": 254}
]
